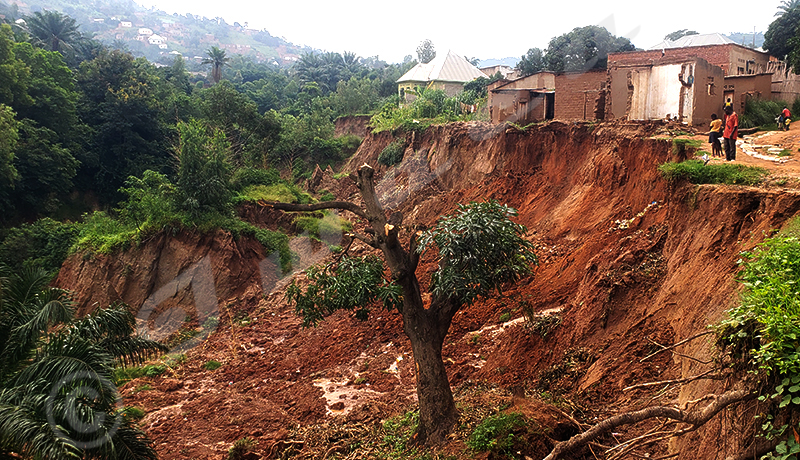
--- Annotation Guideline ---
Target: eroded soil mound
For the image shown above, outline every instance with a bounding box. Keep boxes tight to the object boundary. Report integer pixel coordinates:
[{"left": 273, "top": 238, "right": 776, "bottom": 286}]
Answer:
[{"left": 56, "top": 120, "right": 800, "bottom": 459}]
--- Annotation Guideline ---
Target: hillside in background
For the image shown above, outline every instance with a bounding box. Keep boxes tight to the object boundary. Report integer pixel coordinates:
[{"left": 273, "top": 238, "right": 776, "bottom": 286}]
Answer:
[
  {"left": 725, "top": 31, "right": 765, "bottom": 49},
  {"left": 0, "top": 0, "right": 310, "bottom": 66}
]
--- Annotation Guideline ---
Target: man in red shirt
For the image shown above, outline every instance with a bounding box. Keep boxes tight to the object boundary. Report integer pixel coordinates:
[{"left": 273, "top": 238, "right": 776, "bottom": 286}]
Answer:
[{"left": 723, "top": 105, "right": 738, "bottom": 161}]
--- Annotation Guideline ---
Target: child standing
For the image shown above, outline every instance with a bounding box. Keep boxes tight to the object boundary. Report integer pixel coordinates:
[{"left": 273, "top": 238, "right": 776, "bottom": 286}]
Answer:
[{"left": 709, "top": 113, "right": 723, "bottom": 157}]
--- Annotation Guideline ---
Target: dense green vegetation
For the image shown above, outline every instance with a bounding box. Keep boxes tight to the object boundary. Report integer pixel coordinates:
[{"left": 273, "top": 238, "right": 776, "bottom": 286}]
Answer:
[
  {"left": 716, "top": 217, "right": 800, "bottom": 459},
  {"left": 0, "top": 267, "right": 167, "bottom": 459},
  {"left": 658, "top": 160, "right": 769, "bottom": 186},
  {"left": 0, "top": 6, "right": 416, "bottom": 275},
  {"left": 741, "top": 97, "right": 800, "bottom": 129}
]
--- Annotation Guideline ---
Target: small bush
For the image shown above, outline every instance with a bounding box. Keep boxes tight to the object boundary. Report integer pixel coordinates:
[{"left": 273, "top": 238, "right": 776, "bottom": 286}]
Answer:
[
  {"left": 378, "top": 140, "right": 406, "bottom": 167},
  {"left": 228, "top": 437, "right": 256, "bottom": 460},
  {"left": 203, "top": 360, "right": 222, "bottom": 371},
  {"left": 230, "top": 167, "right": 280, "bottom": 191},
  {"left": 467, "top": 412, "right": 527, "bottom": 455},
  {"left": 658, "top": 160, "right": 768, "bottom": 186}
]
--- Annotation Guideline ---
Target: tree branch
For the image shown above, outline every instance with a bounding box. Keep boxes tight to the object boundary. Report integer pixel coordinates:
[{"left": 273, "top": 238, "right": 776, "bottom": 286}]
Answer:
[
  {"left": 623, "top": 369, "right": 723, "bottom": 391},
  {"left": 542, "top": 390, "right": 755, "bottom": 460},
  {"left": 348, "top": 232, "right": 378, "bottom": 249},
  {"left": 258, "top": 199, "right": 368, "bottom": 219},
  {"left": 640, "top": 331, "right": 714, "bottom": 363}
]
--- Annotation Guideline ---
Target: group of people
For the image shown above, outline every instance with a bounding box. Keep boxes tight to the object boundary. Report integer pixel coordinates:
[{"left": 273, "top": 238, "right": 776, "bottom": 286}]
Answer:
[
  {"left": 708, "top": 103, "right": 739, "bottom": 161},
  {"left": 709, "top": 104, "right": 792, "bottom": 161}
]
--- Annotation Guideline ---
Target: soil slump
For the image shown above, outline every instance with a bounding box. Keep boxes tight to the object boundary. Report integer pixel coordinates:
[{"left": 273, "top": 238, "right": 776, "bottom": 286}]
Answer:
[{"left": 57, "top": 120, "right": 800, "bottom": 459}]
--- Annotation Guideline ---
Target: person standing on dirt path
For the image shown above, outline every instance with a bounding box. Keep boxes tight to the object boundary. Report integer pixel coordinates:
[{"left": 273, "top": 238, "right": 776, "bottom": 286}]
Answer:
[
  {"left": 709, "top": 113, "right": 723, "bottom": 157},
  {"left": 723, "top": 105, "right": 738, "bottom": 161}
]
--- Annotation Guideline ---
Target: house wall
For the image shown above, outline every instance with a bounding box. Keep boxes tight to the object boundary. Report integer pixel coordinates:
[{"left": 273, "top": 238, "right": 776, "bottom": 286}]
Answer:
[
  {"left": 431, "top": 81, "right": 466, "bottom": 97},
  {"left": 609, "top": 58, "right": 724, "bottom": 126},
  {"left": 723, "top": 73, "right": 773, "bottom": 114},
  {"left": 770, "top": 61, "right": 800, "bottom": 104},
  {"left": 398, "top": 81, "right": 464, "bottom": 100},
  {"left": 608, "top": 44, "right": 771, "bottom": 76},
  {"left": 500, "top": 73, "right": 555, "bottom": 90},
  {"left": 692, "top": 59, "right": 726, "bottom": 127},
  {"left": 554, "top": 70, "right": 608, "bottom": 120},
  {"left": 489, "top": 90, "right": 547, "bottom": 124}
]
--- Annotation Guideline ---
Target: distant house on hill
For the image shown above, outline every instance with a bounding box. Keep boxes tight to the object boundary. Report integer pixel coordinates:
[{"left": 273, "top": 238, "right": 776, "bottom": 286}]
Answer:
[
  {"left": 148, "top": 34, "right": 165, "bottom": 46},
  {"left": 138, "top": 28, "right": 153, "bottom": 36},
  {"left": 480, "top": 64, "right": 518, "bottom": 80},
  {"left": 119, "top": 21, "right": 132, "bottom": 28},
  {"left": 397, "top": 50, "right": 486, "bottom": 102}
]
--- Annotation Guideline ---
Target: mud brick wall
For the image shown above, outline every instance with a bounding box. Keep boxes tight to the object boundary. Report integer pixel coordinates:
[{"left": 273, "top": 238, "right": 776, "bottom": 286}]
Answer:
[{"left": 554, "top": 70, "right": 608, "bottom": 120}]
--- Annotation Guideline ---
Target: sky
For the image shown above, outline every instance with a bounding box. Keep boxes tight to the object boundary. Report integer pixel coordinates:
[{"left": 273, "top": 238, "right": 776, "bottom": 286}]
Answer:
[{"left": 134, "top": 0, "right": 782, "bottom": 63}]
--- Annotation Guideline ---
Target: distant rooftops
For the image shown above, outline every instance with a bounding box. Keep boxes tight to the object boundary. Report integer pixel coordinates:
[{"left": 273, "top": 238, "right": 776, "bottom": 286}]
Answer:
[{"left": 649, "top": 33, "right": 736, "bottom": 50}]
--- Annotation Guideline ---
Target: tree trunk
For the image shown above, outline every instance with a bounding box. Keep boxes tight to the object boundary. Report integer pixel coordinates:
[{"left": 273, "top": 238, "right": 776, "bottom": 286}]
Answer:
[{"left": 403, "top": 305, "right": 458, "bottom": 445}]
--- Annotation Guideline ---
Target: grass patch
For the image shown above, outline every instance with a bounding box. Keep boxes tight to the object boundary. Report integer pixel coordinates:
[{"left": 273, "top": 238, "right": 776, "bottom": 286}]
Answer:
[
  {"left": 123, "top": 407, "right": 146, "bottom": 420},
  {"left": 466, "top": 412, "right": 527, "bottom": 456},
  {"left": 659, "top": 160, "right": 768, "bottom": 186},
  {"left": 237, "top": 183, "right": 311, "bottom": 204},
  {"left": 203, "top": 360, "right": 222, "bottom": 371},
  {"left": 112, "top": 364, "right": 167, "bottom": 386},
  {"left": 293, "top": 211, "right": 353, "bottom": 243},
  {"left": 227, "top": 437, "right": 257, "bottom": 460},
  {"left": 378, "top": 140, "right": 406, "bottom": 167}
]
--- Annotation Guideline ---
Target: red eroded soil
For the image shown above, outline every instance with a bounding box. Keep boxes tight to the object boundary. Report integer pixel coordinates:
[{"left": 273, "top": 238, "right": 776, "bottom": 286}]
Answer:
[{"left": 56, "top": 120, "right": 800, "bottom": 459}]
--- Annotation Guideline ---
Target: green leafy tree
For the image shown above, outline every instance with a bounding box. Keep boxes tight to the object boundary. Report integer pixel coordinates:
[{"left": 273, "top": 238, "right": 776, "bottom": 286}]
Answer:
[
  {"left": 416, "top": 39, "right": 436, "bottom": 64},
  {"left": 764, "top": 2, "right": 800, "bottom": 60},
  {"left": 516, "top": 47, "right": 545, "bottom": 77},
  {"left": 197, "top": 81, "right": 281, "bottom": 167},
  {"left": 329, "top": 76, "right": 380, "bottom": 116},
  {"left": 276, "top": 167, "right": 537, "bottom": 445},
  {"left": 11, "top": 120, "right": 79, "bottom": 216},
  {"left": 175, "top": 119, "right": 233, "bottom": 218},
  {"left": 202, "top": 46, "right": 229, "bottom": 84},
  {"left": 0, "top": 266, "right": 167, "bottom": 459},
  {"left": 664, "top": 29, "right": 698, "bottom": 41},
  {"left": 11, "top": 41, "right": 78, "bottom": 139},
  {"left": 0, "top": 104, "right": 19, "bottom": 200},
  {"left": 0, "top": 25, "right": 32, "bottom": 108},
  {"left": 76, "top": 49, "right": 172, "bottom": 200},
  {"left": 544, "top": 25, "right": 635, "bottom": 72}
]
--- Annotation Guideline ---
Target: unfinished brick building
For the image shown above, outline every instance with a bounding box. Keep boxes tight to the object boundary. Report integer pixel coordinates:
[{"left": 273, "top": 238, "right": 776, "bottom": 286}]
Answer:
[{"left": 487, "top": 70, "right": 607, "bottom": 124}]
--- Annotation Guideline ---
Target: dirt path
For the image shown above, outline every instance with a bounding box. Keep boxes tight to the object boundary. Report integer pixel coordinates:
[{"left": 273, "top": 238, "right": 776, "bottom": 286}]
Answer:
[{"left": 698, "top": 122, "right": 800, "bottom": 184}]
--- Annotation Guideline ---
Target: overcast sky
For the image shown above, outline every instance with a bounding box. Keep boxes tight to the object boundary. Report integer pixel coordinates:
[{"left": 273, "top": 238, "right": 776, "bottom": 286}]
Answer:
[{"left": 135, "top": 0, "right": 782, "bottom": 63}]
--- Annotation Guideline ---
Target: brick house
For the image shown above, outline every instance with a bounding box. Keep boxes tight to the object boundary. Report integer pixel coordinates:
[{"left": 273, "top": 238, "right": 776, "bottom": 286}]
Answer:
[{"left": 609, "top": 33, "right": 771, "bottom": 76}]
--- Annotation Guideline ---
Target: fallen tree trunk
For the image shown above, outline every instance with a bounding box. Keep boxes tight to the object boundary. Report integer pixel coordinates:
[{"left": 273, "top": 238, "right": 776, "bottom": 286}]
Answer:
[{"left": 542, "top": 389, "right": 755, "bottom": 460}]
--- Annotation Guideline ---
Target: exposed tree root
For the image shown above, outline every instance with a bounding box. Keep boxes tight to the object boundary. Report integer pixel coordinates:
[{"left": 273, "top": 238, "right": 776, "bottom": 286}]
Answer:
[{"left": 542, "top": 389, "right": 755, "bottom": 460}]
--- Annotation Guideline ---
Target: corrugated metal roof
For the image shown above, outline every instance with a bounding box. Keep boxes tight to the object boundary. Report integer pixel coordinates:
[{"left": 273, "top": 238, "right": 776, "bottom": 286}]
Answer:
[
  {"left": 397, "top": 50, "right": 486, "bottom": 83},
  {"left": 649, "top": 33, "right": 736, "bottom": 50}
]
